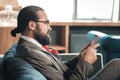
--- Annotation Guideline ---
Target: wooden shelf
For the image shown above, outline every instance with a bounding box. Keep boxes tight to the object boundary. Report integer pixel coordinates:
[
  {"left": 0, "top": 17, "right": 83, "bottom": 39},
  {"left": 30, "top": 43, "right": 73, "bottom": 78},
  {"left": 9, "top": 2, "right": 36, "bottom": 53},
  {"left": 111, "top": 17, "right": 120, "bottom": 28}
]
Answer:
[
  {"left": 50, "top": 22, "right": 120, "bottom": 26},
  {"left": 50, "top": 22, "right": 120, "bottom": 53},
  {"left": 0, "top": 22, "right": 120, "bottom": 54}
]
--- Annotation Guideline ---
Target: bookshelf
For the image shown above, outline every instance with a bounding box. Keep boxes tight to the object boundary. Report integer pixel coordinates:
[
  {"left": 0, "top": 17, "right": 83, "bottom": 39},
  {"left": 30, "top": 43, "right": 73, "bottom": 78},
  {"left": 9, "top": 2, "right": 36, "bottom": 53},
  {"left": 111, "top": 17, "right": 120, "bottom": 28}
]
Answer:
[{"left": 0, "top": 22, "right": 120, "bottom": 54}]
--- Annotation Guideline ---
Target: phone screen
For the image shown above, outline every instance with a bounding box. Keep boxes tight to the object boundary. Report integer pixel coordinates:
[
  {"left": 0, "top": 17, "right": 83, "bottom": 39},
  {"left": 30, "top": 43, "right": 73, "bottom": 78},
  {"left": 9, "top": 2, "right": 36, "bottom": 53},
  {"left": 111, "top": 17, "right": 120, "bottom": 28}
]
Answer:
[{"left": 80, "top": 35, "right": 98, "bottom": 52}]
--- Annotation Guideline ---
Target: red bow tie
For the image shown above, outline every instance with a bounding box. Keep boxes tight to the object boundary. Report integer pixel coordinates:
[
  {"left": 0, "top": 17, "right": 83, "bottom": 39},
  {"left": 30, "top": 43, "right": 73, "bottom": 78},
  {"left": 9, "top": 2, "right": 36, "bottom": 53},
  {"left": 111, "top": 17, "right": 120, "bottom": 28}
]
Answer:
[{"left": 42, "top": 45, "right": 59, "bottom": 55}]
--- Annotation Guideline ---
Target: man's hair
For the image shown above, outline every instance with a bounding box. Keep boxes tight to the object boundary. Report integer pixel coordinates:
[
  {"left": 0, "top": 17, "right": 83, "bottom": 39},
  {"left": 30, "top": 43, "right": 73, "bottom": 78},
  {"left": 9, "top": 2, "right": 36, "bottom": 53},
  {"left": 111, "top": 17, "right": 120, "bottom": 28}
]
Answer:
[{"left": 11, "top": 5, "right": 44, "bottom": 37}]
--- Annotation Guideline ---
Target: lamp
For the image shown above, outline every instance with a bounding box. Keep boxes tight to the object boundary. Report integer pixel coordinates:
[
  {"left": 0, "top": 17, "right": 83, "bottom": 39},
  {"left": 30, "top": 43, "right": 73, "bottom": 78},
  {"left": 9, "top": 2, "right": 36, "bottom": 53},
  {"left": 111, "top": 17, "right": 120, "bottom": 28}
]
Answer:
[
  {"left": 0, "top": 0, "right": 21, "bottom": 26},
  {"left": 0, "top": 0, "right": 21, "bottom": 11}
]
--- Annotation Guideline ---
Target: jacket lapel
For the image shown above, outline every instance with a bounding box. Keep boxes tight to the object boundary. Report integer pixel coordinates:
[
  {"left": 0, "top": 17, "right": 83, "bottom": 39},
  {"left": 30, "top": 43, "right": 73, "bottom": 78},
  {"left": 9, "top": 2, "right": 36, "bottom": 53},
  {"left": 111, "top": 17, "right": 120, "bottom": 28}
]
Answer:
[
  {"left": 18, "top": 38, "right": 68, "bottom": 73},
  {"left": 41, "top": 50, "right": 68, "bottom": 72}
]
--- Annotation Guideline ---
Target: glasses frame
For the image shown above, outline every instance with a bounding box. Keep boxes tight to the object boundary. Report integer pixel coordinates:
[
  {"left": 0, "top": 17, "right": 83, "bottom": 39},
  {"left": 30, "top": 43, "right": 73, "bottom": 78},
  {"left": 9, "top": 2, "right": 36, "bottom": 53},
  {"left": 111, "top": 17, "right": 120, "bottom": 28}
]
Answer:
[{"left": 35, "top": 20, "right": 49, "bottom": 25}]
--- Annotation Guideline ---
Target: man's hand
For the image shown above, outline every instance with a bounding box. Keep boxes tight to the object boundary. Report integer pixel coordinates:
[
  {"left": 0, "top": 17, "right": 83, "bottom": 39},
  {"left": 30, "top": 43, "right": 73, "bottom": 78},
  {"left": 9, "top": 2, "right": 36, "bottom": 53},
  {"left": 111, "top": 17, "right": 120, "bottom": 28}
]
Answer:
[{"left": 79, "top": 43, "right": 100, "bottom": 64}]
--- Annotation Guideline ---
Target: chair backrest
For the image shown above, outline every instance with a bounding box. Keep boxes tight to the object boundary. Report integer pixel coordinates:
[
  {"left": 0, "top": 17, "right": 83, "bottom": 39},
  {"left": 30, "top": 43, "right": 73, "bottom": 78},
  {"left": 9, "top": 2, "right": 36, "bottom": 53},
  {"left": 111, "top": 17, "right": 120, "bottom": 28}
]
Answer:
[
  {"left": 103, "top": 36, "right": 120, "bottom": 62},
  {"left": 3, "top": 43, "right": 47, "bottom": 80}
]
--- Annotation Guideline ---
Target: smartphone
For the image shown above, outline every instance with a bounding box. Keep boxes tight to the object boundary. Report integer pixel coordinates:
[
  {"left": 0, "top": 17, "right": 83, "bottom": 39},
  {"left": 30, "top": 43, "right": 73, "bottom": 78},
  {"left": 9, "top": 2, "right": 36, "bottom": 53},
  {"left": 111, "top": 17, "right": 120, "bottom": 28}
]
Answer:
[
  {"left": 91, "top": 35, "right": 98, "bottom": 47},
  {"left": 80, "top": 35, "right": 98, "bottom": 52}
]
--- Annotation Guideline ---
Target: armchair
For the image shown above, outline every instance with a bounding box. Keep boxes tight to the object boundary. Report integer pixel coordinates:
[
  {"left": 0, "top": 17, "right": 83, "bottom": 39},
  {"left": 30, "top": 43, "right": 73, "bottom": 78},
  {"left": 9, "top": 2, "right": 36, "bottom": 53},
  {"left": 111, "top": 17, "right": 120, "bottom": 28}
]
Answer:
[
  {"left": 87, "top": 30, "right": 120, "bottom": 65},
  {"left": 1, "top": 43, "right": 47, "bottom": 80}
]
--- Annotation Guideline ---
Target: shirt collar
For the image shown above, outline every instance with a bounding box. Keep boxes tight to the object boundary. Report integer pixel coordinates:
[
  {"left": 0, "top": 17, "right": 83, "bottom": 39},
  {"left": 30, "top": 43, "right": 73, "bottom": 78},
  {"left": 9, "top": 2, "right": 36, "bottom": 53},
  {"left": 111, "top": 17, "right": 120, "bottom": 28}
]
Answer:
[{"left": 20, "top": 35, "right": 42, "bottom": 48}]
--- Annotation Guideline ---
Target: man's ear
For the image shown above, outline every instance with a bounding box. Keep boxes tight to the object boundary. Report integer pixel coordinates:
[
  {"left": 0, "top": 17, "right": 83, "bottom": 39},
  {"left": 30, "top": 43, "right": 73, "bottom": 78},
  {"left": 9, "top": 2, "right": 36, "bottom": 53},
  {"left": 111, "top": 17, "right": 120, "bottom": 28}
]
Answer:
[{"left": 28, "top": 21, "right": 36, "bottom": 30}]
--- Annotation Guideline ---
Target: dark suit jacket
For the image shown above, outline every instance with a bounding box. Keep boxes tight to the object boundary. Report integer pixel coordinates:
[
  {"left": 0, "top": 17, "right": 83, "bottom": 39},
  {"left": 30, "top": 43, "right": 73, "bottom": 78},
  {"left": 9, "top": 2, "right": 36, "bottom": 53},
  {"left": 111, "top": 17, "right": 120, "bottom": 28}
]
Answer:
[{"left": 15, "top": 38, "right": 94, "bottom": 80}]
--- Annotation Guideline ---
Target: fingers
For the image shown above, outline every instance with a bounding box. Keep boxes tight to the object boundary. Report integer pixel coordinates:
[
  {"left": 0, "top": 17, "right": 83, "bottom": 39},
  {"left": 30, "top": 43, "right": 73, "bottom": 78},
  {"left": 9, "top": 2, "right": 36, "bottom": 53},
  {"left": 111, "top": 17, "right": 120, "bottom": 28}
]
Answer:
[
  {"left": 94, "top": 49, "right": 97, "bottom": 52},
  {"left": 82, "top": 47, "right": 98, "bottom": 64},
  {"left": 78, "top": 43, "right": 100, "bottom": 59},
  {"left": 92, "top": 43, "right": 100, "bottom": 49}
]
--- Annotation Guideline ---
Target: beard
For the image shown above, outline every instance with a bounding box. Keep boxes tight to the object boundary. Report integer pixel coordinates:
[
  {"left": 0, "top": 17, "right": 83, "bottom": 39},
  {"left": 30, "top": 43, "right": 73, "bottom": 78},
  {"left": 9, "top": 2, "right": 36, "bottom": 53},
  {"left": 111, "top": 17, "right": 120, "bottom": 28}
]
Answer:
[{"left": 34, "top": 31, "right": 51, "bottom": 46}]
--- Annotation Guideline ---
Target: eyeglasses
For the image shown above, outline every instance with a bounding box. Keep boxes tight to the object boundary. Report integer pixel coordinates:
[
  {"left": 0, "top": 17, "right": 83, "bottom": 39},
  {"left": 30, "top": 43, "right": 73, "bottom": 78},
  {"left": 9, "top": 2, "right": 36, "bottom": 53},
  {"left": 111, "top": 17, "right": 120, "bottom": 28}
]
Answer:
[{"left": 35, "top": 20, "right": 49, "bottom": 25}]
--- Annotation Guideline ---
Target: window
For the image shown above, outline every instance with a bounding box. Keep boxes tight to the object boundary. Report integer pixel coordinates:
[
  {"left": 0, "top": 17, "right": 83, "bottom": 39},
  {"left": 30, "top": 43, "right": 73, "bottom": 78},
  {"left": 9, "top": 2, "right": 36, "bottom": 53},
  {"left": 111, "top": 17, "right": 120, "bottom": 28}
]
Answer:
[
  {"left": 74, "top": 0, "right": 119, "bottom": 22},
  {"left": 17, "top": 0, "right": 74, "bottom": 22},
  {"left": 17, "top": 0, "right": 119, "bottom": 22}
]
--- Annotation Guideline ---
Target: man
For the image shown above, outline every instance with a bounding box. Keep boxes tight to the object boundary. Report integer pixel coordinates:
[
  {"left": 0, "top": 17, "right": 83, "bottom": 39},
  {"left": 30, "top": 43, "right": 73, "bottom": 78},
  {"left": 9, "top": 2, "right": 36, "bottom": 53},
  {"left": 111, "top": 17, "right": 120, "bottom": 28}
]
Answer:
[{"left": 10, "top": 5, "right": 120, "bottom": 80}]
